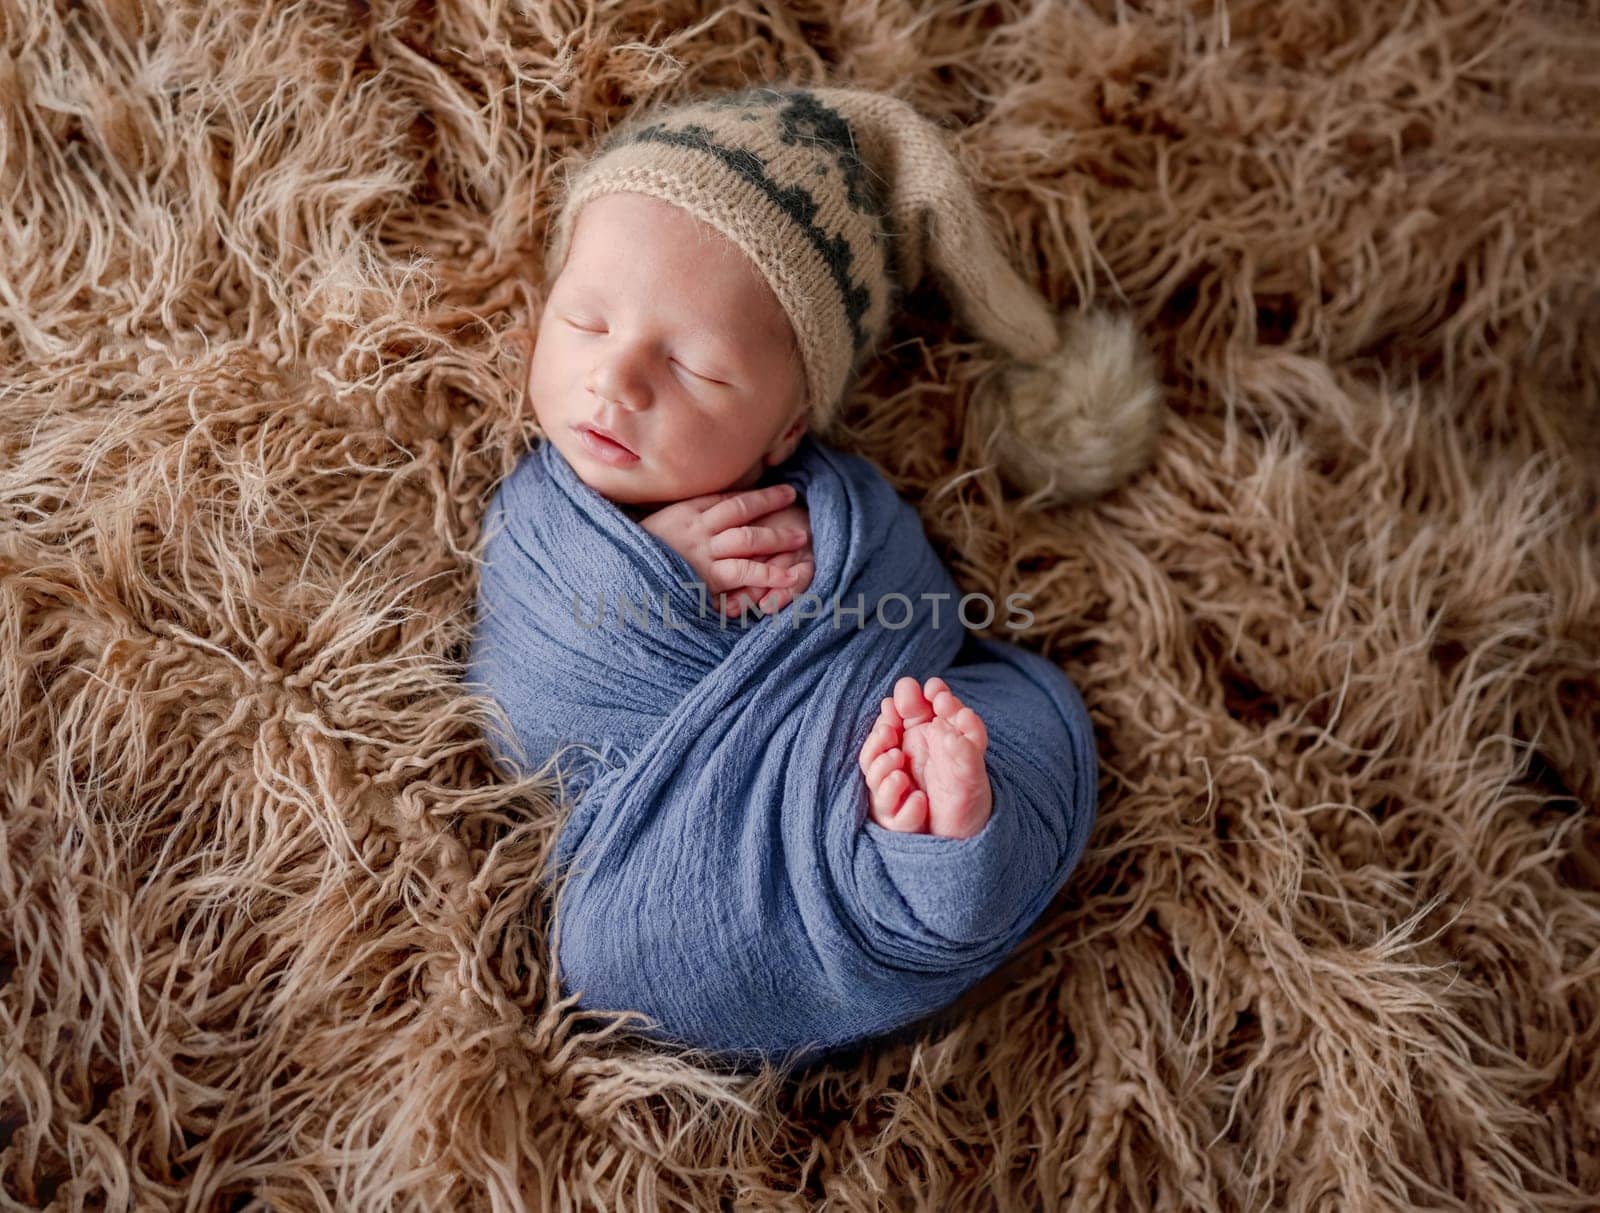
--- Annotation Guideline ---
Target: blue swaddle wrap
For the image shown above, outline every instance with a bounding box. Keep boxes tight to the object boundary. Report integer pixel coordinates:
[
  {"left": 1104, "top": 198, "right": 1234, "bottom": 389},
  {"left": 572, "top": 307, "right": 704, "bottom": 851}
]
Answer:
[{"left": 467, "top": 434, "right": 1097, "bottom": 1066}]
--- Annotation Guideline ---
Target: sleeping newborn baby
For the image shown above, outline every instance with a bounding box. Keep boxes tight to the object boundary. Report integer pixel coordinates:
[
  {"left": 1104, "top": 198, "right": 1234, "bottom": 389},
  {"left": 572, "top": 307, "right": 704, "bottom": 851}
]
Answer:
[
  {"left": 535, "top": 189, "right": 995, "bottom": 839},
  {"left": 470, "top": 85, "right": 1160, "bottom": 1067}
]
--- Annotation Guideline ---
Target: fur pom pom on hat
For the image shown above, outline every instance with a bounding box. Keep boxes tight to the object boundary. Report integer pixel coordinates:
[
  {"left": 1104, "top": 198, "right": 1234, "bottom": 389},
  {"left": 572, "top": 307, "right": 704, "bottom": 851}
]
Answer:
[{"left": 544, "top": 83, "right": 1163, "bottom": 506}]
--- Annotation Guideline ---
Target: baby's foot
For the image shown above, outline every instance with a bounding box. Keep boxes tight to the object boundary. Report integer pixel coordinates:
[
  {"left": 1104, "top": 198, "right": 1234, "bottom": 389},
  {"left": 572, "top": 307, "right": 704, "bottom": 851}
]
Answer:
[{"left": 857, "top": 676, "right": 992, "bottom": 838}]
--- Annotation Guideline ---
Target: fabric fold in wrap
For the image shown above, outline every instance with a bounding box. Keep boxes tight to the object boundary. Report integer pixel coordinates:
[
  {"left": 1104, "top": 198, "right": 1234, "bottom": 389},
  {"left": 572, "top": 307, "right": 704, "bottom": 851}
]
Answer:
[{"left": 467, "top": 435, "right": 1097, "bottom": 1066}]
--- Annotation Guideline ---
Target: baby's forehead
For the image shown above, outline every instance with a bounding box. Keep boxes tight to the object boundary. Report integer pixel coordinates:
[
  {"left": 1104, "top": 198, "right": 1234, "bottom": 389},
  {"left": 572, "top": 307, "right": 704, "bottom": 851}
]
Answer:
[
  {"left": 559, "top": 267, "right": 746, "bottom": 323},
  {"left": 569, "top": 194, "right": 783, "bottom": 292}
]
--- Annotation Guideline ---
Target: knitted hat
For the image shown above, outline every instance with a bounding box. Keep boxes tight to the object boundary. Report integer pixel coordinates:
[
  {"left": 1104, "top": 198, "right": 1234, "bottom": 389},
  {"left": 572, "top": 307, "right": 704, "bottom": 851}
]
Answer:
[{"left": 544, "top": 84, "right": 1163, "bottom": 507}]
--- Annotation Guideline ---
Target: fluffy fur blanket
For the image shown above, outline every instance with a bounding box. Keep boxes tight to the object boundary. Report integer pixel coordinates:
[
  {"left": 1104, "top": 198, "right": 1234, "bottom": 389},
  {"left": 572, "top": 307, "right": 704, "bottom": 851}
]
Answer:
[{"left": 2, "top": 0, "right": 1596, "bottom": 1209}]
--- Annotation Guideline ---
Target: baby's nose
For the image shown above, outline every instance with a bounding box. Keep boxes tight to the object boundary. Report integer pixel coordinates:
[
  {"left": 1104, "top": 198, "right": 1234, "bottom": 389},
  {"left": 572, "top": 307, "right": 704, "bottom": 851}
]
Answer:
[
  {"left": 587, "top": 362, "right": 653, "bottom": 412},
  {"left": 588, "top": 378, "right": 649, "bottom": 413}
]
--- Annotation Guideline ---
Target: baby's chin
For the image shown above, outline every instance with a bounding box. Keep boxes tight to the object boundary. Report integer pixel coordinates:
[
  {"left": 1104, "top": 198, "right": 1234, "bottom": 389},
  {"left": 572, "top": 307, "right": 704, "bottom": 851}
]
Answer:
[{"left": 553, "top": 435, "right": 670, "bottom": 506}]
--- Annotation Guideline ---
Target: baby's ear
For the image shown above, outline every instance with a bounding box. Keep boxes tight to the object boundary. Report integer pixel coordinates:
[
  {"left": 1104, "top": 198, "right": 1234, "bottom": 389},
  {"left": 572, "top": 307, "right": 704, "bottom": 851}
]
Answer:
[{"left": 766, "top": 410, "right": 809, "bottom": 466}]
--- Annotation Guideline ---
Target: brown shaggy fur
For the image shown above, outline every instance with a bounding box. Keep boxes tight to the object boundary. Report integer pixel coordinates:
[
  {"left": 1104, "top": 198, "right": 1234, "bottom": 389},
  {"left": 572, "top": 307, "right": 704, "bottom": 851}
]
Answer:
[{"left": 3, "top": 0, "right": 1598, "bottom": 1208}]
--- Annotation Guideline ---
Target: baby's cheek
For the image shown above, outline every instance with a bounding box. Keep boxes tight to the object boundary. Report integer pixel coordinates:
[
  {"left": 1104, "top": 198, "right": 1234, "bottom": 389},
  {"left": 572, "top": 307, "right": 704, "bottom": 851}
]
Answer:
[{"left": 524, "top": 348, "right": 561, "bottom": 425}]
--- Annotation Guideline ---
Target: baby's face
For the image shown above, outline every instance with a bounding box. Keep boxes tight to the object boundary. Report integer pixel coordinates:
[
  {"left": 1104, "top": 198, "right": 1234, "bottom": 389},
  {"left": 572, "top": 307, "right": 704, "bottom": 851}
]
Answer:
[{"left": 528, "top": 191, "right": 807, "bottom": 508}]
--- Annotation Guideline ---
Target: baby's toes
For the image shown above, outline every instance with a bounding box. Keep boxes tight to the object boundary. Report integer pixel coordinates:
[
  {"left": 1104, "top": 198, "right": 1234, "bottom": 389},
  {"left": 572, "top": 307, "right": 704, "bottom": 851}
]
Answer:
[
  {"left": 930, "top": 688, "right": 964, "bottom": 721},
  {"left": 953, "top": 705, "right": 988, "bottom": 751},
  {"left": 865, "top": 747, "right": 905, "bottom": 787},
  {"left": 871, "top": 769, "right": 915, "bottom": 828},
  {"left": 890, "top": 789, "right": 929, "bottom": 834},
  {"left": 857, "top": 722, "right": 895, "bottom": 775},
  {"left": 893, "top": 676, "right": 934, "bottom": 726}
]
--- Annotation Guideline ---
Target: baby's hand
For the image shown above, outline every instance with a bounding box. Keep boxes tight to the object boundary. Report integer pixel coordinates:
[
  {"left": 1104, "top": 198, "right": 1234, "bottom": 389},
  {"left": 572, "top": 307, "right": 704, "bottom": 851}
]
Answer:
[
  {"left": 638, "top": 484, "right": 811, "bottom": 619},
  {"left": 725, "top": 501, "right": 814, "bottom": 616}
]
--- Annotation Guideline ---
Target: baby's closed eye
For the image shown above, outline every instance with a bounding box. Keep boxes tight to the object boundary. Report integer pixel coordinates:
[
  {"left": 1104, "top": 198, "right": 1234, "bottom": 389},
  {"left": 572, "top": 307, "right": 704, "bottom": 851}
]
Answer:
[
  {"left": 672, "top": 359, "right": 732, "bottom": 388},
  {"left": 559, "top": 310, "right": 738, "bottom": 391}
]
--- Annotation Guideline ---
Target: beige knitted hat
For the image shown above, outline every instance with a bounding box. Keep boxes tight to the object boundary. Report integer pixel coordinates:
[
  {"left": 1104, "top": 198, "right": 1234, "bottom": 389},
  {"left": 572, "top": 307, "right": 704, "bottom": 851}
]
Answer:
[{"left": 544, "top": 84, "right": 1163, "bottom": 507}]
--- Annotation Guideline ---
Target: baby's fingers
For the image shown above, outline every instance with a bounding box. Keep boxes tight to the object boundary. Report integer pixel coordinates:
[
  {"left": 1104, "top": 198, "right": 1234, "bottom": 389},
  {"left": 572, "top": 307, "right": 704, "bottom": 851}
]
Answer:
[
  {"left": 710, "top": 557, "right": 803, "bottom": 589},
  {"left": 701, "top": 483, "right": 796, "bottom": 532},
  {"left": 717, "top": 589, "right": 762, "bottom": 618},
  {"left": 707, "top": 522, "right": 808, "bottom": 560},
  {"left": 785, "top": 553, "right": 814, "bottom": 595},
  {"left": 722, "top": 584, "right": 798, "bottom": 617},
  {"left": 721, "top": 583, "right": 791, "bottom": 616},
  {"left": 756, "top": 560, "right": 814, "bottom": 613},
  {"left": 756, "top": 588, "right": 791, "bottom": 614}
]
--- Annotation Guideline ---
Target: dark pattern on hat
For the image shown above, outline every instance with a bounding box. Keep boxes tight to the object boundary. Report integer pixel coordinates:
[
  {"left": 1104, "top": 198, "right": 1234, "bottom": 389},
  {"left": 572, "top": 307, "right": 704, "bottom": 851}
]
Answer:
[{"left": 618, "top": 119, "right": 875, "bottom": 354}]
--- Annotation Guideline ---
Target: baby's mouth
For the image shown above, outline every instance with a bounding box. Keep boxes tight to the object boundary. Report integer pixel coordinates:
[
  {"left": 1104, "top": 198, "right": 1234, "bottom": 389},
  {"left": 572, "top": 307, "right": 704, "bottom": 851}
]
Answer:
[{"left": 574, "top": 422, "right": 640, "bottom": 465}]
